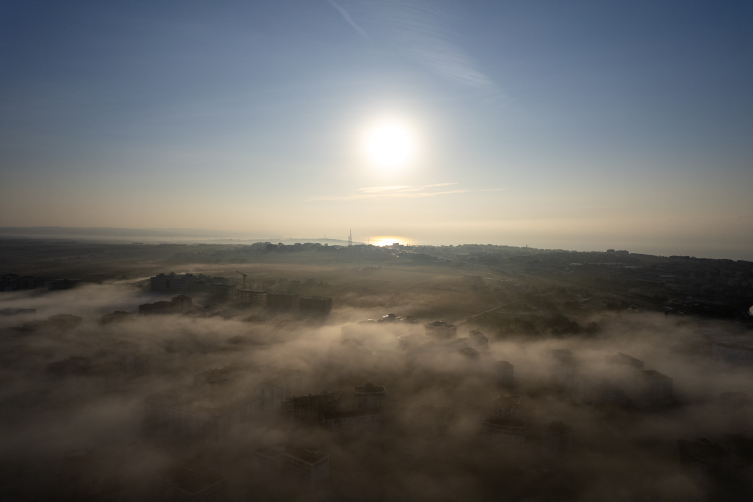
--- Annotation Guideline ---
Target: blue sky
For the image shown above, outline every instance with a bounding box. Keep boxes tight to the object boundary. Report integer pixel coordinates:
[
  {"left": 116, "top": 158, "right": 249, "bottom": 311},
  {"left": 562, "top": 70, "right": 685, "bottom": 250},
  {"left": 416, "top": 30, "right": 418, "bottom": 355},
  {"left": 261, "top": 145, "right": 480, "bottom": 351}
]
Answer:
[{"left": 1, "top": 1, "right": 752, "bottom": 258}]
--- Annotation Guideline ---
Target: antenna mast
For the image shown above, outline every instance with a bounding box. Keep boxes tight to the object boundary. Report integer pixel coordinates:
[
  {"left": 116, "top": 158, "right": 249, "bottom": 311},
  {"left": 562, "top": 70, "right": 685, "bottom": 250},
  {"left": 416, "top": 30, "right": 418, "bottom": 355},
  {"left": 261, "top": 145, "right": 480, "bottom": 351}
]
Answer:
[{"left": 348, "top": 229, "right": 352, "bottom": 247}]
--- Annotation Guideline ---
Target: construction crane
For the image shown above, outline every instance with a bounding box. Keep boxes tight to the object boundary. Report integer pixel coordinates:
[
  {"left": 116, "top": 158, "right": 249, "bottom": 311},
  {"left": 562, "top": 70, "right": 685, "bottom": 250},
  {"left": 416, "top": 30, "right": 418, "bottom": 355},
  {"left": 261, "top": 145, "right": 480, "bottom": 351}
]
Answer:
[{"left": 236, "top": 271, "right": 247, "bottom": 289}]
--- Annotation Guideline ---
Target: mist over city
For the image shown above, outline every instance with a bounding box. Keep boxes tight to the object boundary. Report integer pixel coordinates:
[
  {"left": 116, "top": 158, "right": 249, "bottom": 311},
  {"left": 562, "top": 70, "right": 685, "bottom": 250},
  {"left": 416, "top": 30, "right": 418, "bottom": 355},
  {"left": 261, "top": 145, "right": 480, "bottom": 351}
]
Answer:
[{"left": 1, "top": 1, "right": 752, "bottom": 501}]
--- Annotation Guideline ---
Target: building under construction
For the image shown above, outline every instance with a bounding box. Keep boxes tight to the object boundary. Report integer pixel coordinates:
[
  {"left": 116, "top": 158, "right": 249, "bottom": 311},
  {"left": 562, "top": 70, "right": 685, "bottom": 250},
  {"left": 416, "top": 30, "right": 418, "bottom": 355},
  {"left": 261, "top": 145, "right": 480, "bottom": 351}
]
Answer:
[
  {"left": 299, "top": 296, "right": 332, "bottom": 314},
  {"left": 237, "top": 289, "right": 267, "bottom": 306}
]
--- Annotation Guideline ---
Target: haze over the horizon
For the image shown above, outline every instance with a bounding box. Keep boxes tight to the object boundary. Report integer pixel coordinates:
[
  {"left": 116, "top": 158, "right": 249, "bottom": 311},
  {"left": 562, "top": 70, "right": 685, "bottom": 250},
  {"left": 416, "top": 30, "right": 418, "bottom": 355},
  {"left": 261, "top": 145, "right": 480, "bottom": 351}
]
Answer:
[{"left": 1, "top": 1, "right": 752, "bottom": 260}]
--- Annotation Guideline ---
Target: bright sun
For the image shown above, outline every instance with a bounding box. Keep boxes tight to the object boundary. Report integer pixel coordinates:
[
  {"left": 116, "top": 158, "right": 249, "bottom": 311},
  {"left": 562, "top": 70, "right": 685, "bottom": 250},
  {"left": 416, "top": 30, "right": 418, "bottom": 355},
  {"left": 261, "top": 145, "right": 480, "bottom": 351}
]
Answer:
[{"left": 363, "top": 120, "right": 415, "bottom": 169}]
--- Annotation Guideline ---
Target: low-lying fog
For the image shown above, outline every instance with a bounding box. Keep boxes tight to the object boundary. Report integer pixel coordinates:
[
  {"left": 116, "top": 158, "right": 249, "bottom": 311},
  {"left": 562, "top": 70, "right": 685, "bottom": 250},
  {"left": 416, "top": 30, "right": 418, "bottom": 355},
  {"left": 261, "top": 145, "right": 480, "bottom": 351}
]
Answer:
[{"left": 1, "top": 281, "right": 751, "bottom": 501}]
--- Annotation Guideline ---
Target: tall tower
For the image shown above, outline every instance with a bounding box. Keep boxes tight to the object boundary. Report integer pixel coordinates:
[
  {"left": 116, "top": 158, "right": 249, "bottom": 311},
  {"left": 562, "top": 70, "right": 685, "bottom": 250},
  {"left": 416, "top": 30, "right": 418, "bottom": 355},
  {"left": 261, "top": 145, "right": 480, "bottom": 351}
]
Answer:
[{"left": 348, "top": 229, "right": 352, "bottom": 247}]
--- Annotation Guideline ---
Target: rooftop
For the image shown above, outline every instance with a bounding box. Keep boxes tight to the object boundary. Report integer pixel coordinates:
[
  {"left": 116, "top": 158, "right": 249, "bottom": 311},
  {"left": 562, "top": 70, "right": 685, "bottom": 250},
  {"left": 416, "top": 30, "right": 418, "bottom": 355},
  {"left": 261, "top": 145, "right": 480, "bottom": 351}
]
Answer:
[
  {"left": 642, "top": 369, "right": 672, "bottom": 381},
  {"left": 606, "top": 352, "right": 645, "bottom": 368},
  {"left": 426, "top": 321, "right": 456, "bottom": 328},
  {"left": 286, "top": 391, "right": 342, "bottom": 405},
  {"left": 354, "top": 383, "right": 385, "bottom": 394}
]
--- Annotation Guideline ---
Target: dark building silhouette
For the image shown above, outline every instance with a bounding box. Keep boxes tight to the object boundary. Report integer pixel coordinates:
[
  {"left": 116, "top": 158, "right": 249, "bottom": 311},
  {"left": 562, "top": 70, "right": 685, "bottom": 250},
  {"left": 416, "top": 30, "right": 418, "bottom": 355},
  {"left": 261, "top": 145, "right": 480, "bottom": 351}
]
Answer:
[
  {"left": 158, "top": 459, "right": 227, "bottom": 502},
  {"left": 495, "top": 361, "right": 515, "bottom": 388},
  {"left": 354, "top": 383, "right": 385, "bottom": 410},
  {"left": 254, "top": 444, "right": 329, "bottom": 491},
  {"left": 425, "top": 321, "right": 457, "bottom": 340},
  {"left": 482, "top": 417, "right": 526, "bottom": 451},
  {"left": 145, "top": 366, "right": 303, "bottom": 440},
  {"left": 100, "top": 311, "right": 134, "bottom": 324},
  {"left": 171, "top": 294, "right": 193, "bottom": 312},
  {"left": 542, "top": 421, "right": 572, "bottom": 456},
  {"left": 139, "top": 295, "right": 192, "bottom": 315},
  {"left": 0, "top": 273, "right": 47, "bottom": 291},
  {"left": 299, "top": 296, "right": 332, "bottom": 314},
  {"left": 48, "top": 278, "right": 81, "bottom": 290},
  {"left": 490, "top": 395, "right": 520, "bottom": 419},
  {"left": 267, "top": 293, "right": 299, "bottom": 310},
  {"left": 209, "top": 283, "right": 236, "bottom": 303},
  {"left": 237, "top": 289, "right": 267, "bottom": 306},
  {"left": 639, "top": 370, "right": 673, "bottom": 405},
  {"left": 322, "top": 408, "right": 383, "bottom": 435},
  {"left": 282, "top": 391, "right": 341, "bottom": 424},
  {"left": 606, "top": 352, "right": 644, "bottom": 368},
  {"left": 468, "top": 330, "right": 489, "bottom": 350}
]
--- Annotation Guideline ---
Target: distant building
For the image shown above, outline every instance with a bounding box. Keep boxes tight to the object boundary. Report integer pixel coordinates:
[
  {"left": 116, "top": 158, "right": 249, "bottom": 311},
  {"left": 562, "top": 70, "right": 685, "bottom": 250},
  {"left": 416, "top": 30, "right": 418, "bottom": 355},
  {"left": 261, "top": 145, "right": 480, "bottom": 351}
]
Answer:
[
  {"left": 158, "top": 459, "right": 227, "bottom": 502},
  {"left": 138, "top": 301, "right": 174, "bottom": 315},
  {"left": 171, "top": 295, "right": 193, "bottom": 312},
  {"left": 282, "top": 391, "right": 341, "bottom": 424},
  {"left": 100, "top": 311, "right": 134, "bottom": 324},
  {"left": 139, "top": 296, "right": 193, "bottom": 315},
  {"left": 495, "top": 361, "right": 514, "bottom": 388},
  {"left": 150, "top": 273, "right": 217, "bottom": 294},
  {"left": 712, "top": 342, "right": 753, "bottom": 366},
  {"left": 57, "top": 448, "right": 122, "bottom": 501},
  {"left": 0, "top": 307, "right": 36, "bottom": 316},
  {"left": 482, "top": 417, "right": 526, "bottom": 451},
  {"left": 719, "top": 392, "right": 753, "bottom": 431},
  {"left": 322, "top": 408, "right": 383, "bottom": 435},
  {"left": 0, "top": 273, "right": 46, "bottom": 292},
  {"left": 550, "top": 349, "right": 577, "bottom": 388},
  {"left": 151, "top": 273, "right": 192, "bottom": 293},
  {"left": 425, "top": 321, "right": 457, "bottom": 340},
  {"left": 48, "top": 278, "right": 81, "bottom": 290},
  {"left": 542, "top": 421, "right": 572, "bottom": 456},
  {"left": 209, "top": 283, "right": 236, "bottom": 303},
  {"left": 267, "top": 293, "right": 300, "bottom": 310},
  {"left": 46, "top": 356, "right": 105, "bottom": 395},
  {"left": 468, "top": 330, "right": 489, "bottom": 350},
  {"left": 678, "top": 438, "right": 739, "bottom": 476},
  {"left": 579, "top": 378, "right": 629, "bottom": 405},
  {"left": 300, "top": 296, "right": 332, "bottom": 314},
  {"left": 237, "top": 289, "right": 267, "bottom": 306},
  {"left": 639, "top": 370, "right": 673, "bottom": 405},
  {"left": 145, "top": 366, "right": 303, "bottom": 440},
  {"left": 254, "top": 444, "right": 329, "bottom": 491},
  {"left": 354, "top": 383, "right": 385, "bottom": 410},
  {"left": 490, "top": 395, "right": 520, "bottom": 419},
  {"left": 24, "top": 313, "right": 83, "bottom": 331},
  {"left": 606, "top": 352, "right": 644, "bottom": 369},
  {"left": 97, "top": 340, "right": 151, "bottom": 380},
  {"left": 409, "top": 404, "right": 452, "bottom": 435}
]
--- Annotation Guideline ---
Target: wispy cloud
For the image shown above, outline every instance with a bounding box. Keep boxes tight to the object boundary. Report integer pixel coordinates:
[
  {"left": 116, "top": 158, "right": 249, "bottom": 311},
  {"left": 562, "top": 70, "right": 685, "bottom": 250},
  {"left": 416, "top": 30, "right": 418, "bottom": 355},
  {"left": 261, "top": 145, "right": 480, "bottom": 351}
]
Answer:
[
  {"left": 307, "top": 183, "right": 504, "bottom": 201},
  {"left": 327, "top": 0, "right": 369, "bottom": 40},
  {"left": 323, "top": 1, "right": 503, "bottom": 101},
  {"left": 365, "top": 1, "right": 502, "bottom": 99},
  {"left": 358, "top": 185, "right": 412, "bottom": 193}
]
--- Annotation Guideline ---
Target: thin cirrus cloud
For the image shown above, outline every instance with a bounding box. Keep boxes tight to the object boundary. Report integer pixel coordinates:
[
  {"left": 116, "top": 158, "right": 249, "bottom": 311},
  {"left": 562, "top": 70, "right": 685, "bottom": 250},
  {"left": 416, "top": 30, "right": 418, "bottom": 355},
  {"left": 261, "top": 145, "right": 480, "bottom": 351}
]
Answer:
[
  {"left": 307, "top": 183, "right": 504, "bottom": 201},
  {"left": 325, "top": 0, "right": 502, "bottom": 96},
  {"left": 327, "top": 0, "right": 369, "bottom": 40}
]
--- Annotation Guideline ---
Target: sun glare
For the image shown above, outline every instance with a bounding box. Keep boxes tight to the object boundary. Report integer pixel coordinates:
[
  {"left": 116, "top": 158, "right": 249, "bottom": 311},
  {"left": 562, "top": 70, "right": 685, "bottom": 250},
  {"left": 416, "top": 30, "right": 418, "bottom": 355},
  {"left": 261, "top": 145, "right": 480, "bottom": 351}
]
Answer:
[
  {"left": 363, "top": 120, "right": 415, "bottom": 169},
  {"left": 370, "top": 236, "right": 410, "bottom": 247}
]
